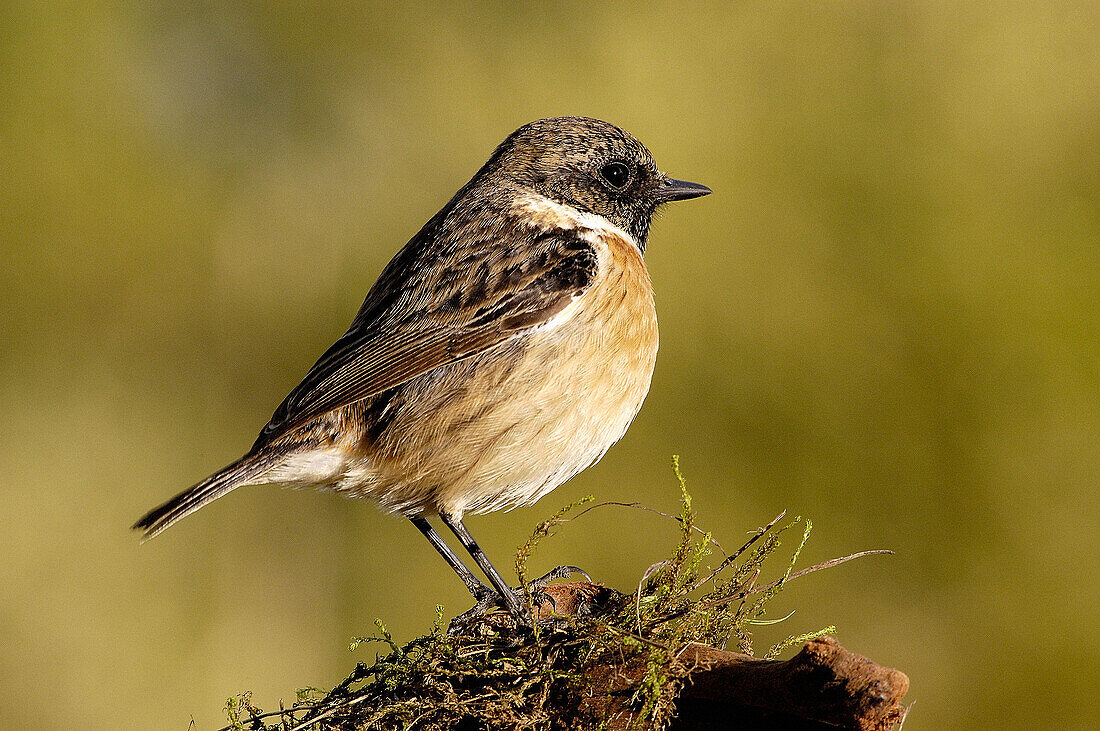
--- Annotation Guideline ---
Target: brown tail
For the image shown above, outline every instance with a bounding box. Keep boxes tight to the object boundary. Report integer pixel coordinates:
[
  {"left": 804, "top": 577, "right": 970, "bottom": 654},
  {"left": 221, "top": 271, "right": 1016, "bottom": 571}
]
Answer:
[{"left": 132, "top": 452, "right": 275, "bottom": 540}]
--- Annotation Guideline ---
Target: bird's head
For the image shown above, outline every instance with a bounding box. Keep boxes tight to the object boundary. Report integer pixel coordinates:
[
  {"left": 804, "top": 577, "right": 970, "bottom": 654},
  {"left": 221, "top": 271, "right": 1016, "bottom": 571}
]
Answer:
[{"left": 485, "top": 116, "right": 711, "bottom": 250}]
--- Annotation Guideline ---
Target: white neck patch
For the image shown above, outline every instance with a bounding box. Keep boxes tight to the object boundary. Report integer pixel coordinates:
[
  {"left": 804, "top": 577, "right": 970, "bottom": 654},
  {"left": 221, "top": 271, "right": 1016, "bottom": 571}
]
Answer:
[{"left": 514, "top": 193, "right": 640, "bottom": 252}]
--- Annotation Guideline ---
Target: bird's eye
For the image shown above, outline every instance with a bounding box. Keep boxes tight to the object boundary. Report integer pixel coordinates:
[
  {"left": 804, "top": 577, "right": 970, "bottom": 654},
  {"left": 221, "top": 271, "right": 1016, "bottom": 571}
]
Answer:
[{"left": 599, "top": 161, "right": 631, "bottom": 190}]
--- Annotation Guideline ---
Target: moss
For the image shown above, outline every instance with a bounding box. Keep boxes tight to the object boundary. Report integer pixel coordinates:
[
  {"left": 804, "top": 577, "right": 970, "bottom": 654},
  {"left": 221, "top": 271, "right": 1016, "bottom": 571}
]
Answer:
[{"left": 218, "top": 459, "right": 847, "bottom": 731}]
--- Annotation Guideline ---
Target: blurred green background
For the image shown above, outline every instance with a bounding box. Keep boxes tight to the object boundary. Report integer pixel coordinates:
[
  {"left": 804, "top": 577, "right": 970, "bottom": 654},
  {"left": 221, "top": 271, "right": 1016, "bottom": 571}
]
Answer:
[{"left": 2, "top": 1, "right": 1097, "bottom": 728}]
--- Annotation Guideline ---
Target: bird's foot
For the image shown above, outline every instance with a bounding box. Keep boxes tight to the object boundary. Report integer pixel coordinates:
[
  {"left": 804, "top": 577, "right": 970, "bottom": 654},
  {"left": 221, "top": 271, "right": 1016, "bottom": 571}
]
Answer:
[
  {"left": 448, "top": 566, "right": 610, "bottom": 636},
  {"left": 530, "top": 565, "right": 592, "bottom": 590}
]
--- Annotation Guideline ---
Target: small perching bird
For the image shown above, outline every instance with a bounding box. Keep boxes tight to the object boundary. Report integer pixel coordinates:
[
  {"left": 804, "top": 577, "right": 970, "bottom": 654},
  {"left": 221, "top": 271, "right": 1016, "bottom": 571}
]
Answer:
[{"left": 134, "top": 117, "right": 710, "bottom": 619}]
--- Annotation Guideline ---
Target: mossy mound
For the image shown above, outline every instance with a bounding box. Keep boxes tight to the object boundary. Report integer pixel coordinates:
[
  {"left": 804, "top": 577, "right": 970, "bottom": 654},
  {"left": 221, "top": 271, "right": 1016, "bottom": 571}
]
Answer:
[{"left": 222, "top": 459, "right": 876, "bottom": 731}]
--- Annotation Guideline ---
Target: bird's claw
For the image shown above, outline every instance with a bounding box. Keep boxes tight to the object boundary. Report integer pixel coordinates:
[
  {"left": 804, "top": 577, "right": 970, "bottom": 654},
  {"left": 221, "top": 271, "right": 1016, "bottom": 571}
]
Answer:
[
  {"left": 530, "top": 565, "right": 592, "bottom": 589},
  {"left": 447, "top": 565, "right": 595, "bottom": 635}
]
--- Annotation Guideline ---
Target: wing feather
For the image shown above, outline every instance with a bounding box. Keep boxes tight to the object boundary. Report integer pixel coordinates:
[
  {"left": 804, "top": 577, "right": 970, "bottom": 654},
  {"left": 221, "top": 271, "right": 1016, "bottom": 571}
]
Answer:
[{"left": 256, "top": 230, "right": 599, "bottom": 442}]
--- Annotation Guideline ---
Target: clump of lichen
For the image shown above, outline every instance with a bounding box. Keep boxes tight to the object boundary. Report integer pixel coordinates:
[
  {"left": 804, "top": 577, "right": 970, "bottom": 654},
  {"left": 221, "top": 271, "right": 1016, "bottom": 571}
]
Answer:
[{"left": 219, "top": 458, "right": 846, "bottom": 731}]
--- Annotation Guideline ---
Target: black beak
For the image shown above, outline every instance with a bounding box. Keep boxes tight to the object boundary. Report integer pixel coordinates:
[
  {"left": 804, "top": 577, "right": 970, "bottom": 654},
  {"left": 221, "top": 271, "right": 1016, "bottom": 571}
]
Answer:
[{"left": 656, "top": 176, "right": 712, "bottom": 203}]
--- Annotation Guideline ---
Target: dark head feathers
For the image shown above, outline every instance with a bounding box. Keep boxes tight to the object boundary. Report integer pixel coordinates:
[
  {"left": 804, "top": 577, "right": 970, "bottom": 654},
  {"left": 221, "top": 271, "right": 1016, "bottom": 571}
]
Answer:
[{"left": 476, "top": 117, "right": 667, "bottom": 249}]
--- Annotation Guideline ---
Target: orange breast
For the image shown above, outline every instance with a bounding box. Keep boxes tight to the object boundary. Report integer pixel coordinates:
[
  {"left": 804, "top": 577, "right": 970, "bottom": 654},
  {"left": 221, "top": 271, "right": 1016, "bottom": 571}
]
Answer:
[{"left": 588, "top": 230, "right": 659, "bottom": 363}]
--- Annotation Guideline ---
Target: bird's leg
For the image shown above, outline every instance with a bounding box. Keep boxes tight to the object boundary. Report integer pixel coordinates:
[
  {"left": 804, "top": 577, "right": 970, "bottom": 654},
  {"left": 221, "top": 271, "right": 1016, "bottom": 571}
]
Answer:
[
  {"left": 440, "top": 514, "right": 526, "bottom": 618},
  {"left": 409, "top": 516, "right": 492, "bottom": 601}
]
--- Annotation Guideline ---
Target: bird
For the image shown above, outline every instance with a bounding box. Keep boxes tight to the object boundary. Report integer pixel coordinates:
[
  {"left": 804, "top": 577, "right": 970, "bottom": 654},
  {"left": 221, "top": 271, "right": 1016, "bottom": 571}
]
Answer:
[{"left": 133, "top": 116, "right": 710, "bottom": 619}]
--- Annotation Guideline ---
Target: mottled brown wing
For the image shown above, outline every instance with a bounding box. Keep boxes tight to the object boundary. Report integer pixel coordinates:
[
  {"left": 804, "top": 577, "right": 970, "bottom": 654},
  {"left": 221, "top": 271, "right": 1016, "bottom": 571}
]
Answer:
[{"left": 256, "top": 233, "right": 598, "bottom": 443}]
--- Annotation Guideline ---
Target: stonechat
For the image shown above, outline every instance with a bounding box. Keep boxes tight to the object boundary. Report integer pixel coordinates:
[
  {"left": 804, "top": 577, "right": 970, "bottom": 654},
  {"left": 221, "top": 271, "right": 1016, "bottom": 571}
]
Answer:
[{"left": 134, "top": 116, "right": 710, "bottom": 619}]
